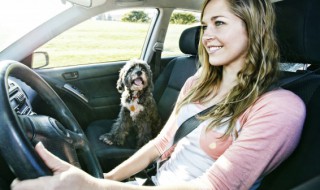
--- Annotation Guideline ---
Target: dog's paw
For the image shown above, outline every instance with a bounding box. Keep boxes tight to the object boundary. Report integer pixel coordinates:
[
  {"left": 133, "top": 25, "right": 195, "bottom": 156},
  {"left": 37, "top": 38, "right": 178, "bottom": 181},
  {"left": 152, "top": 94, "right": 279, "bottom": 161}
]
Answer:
[{"left": 99, "top": 133, "right": 114, "bottom": 145}]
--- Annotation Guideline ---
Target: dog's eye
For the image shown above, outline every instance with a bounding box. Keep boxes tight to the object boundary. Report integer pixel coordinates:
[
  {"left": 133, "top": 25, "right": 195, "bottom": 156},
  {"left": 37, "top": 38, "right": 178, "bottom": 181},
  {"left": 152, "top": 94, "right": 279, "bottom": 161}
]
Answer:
[
  {"left": 140, "top": 66, "right": 147, "bottom": 72},
  {"left": 128, "top": 68, "right": 134, "bottom": 73}
]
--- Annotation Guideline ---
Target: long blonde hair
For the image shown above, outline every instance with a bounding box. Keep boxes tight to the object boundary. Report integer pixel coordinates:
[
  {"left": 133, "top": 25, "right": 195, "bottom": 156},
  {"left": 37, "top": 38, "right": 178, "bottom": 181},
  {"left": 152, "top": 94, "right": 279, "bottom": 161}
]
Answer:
[{"left": 176, "top": 0, "right": 279, "bottom": 137}]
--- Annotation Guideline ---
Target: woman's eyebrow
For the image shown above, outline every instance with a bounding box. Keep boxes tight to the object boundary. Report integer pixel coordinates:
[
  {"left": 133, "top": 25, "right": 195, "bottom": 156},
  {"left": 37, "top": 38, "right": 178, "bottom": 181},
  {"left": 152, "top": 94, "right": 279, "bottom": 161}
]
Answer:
[
  {"left": 202, "top": 15, "right": 225, "bottom": 23},
  {"left": 211, "top": 15, "right": 226, "bottom": 20}
]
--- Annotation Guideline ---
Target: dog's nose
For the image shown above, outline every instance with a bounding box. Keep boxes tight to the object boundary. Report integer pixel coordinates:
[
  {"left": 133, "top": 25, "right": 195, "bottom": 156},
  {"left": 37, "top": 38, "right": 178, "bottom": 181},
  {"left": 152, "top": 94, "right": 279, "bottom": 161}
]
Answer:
[{"left": 136, "top": 71, "right": 142, "bottom": 76}]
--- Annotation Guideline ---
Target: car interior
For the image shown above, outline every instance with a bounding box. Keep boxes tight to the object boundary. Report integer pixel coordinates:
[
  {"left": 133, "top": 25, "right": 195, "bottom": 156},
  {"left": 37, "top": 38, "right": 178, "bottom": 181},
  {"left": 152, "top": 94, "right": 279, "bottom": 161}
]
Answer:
[
  {"left": 0, "top": 0, "right": 319, "bottom": 189},
  {"left": 88, "top": 1, "right": 320, "bottom": 189},
  {"left": 85, "top": 25, "right": 200, "bottom": 172}
]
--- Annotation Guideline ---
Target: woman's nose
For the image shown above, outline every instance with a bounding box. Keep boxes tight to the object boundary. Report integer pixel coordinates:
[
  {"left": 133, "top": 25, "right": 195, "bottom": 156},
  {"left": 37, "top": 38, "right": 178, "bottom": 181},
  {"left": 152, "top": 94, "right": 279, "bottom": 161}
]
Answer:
[{"left": 202, "top": 26, "right": 215, "bottom": 41}]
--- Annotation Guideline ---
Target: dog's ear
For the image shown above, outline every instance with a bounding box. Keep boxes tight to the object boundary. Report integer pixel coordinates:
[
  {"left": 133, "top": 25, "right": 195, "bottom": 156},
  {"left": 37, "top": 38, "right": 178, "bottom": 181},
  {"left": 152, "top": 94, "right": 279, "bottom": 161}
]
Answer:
[
  {"left": 116, "top": 77, "right": 124, "bottom": 93},
  {"left": 116, "top": 66, "right": 125, "bottom": 93}
]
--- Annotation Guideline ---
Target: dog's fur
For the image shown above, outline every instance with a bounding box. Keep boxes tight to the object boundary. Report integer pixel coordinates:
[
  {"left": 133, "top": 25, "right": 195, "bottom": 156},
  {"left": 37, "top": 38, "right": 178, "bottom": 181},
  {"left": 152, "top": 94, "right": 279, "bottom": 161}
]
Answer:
[{"left": 99, "top": 59, "right": 162, "bottom": 148}]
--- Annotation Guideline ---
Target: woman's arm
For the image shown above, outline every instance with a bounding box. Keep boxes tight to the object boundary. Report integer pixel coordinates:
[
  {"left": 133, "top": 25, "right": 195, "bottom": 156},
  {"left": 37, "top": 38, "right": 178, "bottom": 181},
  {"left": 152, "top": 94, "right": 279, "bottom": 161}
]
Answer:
[
  {"left": 105, "top": 105, "right": 181, "bottom": 181},
  {"left": 105, "top": 76, "right": 199, "bottom": 181},
  {"left": 104, "top": 140, "right": 160, "bottom": 181},
  {"left": 195, "top": 90, "right": 306, "bottom": 190},
  {"left": 11, "top": 142, "right": 205, "bottom": 190}
]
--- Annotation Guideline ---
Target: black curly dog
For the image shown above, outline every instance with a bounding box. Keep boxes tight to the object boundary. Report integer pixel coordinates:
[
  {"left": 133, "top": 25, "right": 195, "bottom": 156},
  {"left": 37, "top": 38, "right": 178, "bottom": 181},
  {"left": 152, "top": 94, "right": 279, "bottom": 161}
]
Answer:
[{"left": 99, "top": 59, "right": 162, "bottom": 148}]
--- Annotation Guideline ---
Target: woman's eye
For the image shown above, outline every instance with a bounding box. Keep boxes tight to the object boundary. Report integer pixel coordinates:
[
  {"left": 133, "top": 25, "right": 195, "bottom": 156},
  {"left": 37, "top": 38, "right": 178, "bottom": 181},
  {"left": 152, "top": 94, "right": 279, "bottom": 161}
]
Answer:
[
  {"left": 215, "top": 21, "right": 225, "bottom": 26},
  {"left": 201, "top": 25, "right": 208, "bottom": 30}
]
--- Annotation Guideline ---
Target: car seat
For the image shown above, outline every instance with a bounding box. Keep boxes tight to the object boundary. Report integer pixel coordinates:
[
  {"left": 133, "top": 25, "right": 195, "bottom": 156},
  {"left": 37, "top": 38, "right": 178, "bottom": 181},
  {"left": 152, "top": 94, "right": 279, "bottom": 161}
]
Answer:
[
  {"left": 85, "top": 26, "right": 200, "bottom": 172},
  {"left": 258, "top": 0, "right": 320, "bottom": 189}
]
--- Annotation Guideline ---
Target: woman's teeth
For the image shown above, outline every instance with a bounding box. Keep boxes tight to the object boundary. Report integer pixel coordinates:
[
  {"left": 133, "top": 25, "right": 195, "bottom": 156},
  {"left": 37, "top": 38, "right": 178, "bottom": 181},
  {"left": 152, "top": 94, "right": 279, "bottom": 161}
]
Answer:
[{"left": 209, "top": 46, "right": 222, "bottom": 53}]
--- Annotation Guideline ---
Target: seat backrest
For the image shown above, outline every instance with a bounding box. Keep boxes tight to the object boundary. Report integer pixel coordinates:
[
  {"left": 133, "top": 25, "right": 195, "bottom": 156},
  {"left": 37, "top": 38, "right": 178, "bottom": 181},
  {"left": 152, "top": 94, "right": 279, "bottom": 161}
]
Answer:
[
  {"left": 154, "top": 26, "right": 200, "bottom": 122},
  {"left": 259, "top": 0, "right": 320, "bottom": 189}
]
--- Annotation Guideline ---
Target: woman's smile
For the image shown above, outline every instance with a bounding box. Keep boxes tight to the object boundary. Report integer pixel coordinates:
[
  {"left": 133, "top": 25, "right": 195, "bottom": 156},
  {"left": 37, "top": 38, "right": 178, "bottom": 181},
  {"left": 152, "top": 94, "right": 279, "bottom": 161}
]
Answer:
[{"left": 207, "top": 45, "right": 222, "bottom": 54}]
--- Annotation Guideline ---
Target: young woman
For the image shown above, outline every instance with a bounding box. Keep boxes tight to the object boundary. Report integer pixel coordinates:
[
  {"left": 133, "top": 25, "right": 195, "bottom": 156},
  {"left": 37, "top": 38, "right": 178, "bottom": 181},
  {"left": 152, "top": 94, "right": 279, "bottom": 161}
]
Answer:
[{"left": 11, "top": 0, "right": 306, "bottom": 189}]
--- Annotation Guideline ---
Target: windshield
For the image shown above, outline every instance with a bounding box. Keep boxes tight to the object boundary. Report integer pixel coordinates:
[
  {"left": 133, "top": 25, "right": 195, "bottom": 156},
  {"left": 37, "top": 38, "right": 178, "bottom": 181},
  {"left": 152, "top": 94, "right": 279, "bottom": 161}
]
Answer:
[{"left": 0, "top": 0, "right": 71, "bottom": 52}]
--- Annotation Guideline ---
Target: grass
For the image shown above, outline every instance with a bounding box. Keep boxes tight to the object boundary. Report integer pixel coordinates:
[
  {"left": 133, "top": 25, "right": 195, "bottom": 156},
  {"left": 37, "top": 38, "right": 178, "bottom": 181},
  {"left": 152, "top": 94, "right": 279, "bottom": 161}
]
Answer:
[{"left": 34, "top": 20, "right": 197, "bottom": 68}]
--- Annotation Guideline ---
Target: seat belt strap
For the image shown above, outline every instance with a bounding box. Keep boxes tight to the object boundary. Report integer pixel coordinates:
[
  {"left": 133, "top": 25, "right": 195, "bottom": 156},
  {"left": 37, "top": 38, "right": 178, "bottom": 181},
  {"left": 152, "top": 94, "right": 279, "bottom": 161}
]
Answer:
[
  {"left": 152, "top": 42, "right": 163, "bottom": 80},
  {"left": 173, "top": 105, "right": 214, "bottom": 145},
  {"left": 154, "top": 105, "right": 214, "bottom": 159}
]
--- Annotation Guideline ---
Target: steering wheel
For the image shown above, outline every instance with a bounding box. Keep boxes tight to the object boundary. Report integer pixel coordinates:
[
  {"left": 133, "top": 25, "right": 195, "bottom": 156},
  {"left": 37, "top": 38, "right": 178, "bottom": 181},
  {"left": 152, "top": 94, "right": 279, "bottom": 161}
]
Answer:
[{"left": 0, "top": 60, "right": 103, "bottom": 180}]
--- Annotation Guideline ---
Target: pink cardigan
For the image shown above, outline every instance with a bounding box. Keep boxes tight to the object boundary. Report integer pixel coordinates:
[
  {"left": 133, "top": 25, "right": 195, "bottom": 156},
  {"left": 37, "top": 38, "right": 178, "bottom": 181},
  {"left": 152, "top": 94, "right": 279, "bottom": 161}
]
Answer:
[{"left": 153, "top": 75, "right": 306, "bottom": 189}]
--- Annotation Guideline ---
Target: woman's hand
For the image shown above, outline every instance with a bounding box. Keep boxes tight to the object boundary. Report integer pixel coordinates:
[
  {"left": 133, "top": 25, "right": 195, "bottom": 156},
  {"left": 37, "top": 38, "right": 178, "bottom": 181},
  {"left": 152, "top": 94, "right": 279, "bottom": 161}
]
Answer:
[
  {"left": 11, "top": 142, "right": 98, "bottom": 190},
  {"left": 10, "top": 142, "right": 203, "bottom": 190}
]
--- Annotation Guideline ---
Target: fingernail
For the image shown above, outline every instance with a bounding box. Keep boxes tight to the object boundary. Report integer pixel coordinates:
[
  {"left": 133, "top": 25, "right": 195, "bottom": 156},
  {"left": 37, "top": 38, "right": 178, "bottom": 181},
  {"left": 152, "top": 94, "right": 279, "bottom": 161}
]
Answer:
[{"left": 37, "top": 141, "right": 44, "bottom": 148}]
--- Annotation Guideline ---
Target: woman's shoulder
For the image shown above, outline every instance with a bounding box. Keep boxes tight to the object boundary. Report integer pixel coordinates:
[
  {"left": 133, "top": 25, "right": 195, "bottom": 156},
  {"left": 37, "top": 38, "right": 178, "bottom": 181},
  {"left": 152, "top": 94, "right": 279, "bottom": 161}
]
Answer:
[
  {"left": 259, "top": 88, "right": 305, "bottom": 107},
  {"left": 243, "top": 88, "right": 306, "bottom": 119},
  {"left": 238, "top": 88, "right": 306, "bottom": 132}
]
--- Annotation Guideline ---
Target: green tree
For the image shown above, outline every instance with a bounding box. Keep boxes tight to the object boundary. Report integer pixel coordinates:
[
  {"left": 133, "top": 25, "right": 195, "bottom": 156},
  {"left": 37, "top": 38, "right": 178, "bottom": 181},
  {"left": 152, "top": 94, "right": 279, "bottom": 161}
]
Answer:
[
  {"left": 170, "top": 13, "right": 197, "bottom": 24},
  {"left": 122, "top": 11, "right": 150, "bottom": 23}
]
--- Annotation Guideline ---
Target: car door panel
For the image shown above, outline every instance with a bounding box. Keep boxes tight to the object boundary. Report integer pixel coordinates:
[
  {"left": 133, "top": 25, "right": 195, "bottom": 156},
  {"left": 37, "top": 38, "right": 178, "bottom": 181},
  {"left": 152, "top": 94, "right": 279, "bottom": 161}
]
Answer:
[{"left": 35, "top": 61, "right": 125, "bottom": 129}]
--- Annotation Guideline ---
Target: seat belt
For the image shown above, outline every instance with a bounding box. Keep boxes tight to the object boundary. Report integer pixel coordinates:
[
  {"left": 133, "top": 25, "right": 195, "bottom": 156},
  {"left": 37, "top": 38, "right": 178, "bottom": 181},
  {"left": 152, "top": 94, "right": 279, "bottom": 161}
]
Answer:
[
  {"left": 172, "top": 105, "right": 215, "bottom": 145},
  {"left": 151, "top": 104, "right": 215, "bottom": 164},
  {"left": 152, "top": 42, "right": 163, "bottom": 80},
  {"left": 142, "top": 105, "right": 215, "bottom": 176}
]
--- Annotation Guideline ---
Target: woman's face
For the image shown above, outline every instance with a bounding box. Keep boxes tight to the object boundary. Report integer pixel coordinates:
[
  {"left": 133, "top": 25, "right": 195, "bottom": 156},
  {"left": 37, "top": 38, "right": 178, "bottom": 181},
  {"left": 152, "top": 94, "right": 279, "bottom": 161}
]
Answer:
[{"left": 201, "top": 0, "right": 248, "bottom": 71}]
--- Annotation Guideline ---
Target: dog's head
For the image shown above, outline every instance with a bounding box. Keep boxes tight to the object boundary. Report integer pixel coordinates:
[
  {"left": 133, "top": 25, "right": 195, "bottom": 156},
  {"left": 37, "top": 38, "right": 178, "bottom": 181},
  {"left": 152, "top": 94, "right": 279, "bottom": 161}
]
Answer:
[{"left": 116, "top": 59, "right": 153, "bottom": 93}]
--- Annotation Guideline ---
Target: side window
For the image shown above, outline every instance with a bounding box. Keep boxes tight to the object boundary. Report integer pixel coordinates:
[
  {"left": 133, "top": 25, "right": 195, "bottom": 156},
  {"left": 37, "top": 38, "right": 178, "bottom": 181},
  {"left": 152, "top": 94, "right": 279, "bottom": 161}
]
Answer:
[
  {"left": 162, "top": 10, "right": 200, "bottom": 57},
  {"left": 33, "top": 8, "right": 158, "bottom": 68}
]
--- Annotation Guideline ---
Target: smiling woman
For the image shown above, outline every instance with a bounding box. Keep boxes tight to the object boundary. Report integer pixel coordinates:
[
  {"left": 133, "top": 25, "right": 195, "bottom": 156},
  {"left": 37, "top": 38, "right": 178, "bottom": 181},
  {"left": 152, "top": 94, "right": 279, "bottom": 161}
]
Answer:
[
  {"left": 1, "top": 0, "right": 320, "bottom": 189},
  {"left": 0, "top": 0, "right": 71, "bottom": 52}
]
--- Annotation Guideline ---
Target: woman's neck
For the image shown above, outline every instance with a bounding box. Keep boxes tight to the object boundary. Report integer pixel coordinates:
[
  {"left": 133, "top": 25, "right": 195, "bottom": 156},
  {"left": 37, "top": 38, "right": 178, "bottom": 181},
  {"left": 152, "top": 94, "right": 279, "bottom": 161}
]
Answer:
[{"left": 202, "top": 66, "right": 239, "bottom": 107}]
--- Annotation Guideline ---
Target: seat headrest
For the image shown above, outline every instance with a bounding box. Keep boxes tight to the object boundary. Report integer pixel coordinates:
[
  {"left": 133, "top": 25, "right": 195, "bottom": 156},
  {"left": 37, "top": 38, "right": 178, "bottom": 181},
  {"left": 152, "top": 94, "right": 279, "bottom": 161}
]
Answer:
[
  {"left": 275, "top": 0, "right": 320, "bottom": 64},
  {"left": 179, "top": 26, "right": 201, "bottom": 55}
]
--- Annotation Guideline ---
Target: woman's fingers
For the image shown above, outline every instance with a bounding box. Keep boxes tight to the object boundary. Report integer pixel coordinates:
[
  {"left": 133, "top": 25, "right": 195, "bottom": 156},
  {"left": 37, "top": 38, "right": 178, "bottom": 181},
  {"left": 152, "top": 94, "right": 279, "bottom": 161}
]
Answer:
[
  {"left": 11, "top": 142, "right": 96, "bottom": 190},
  {"left": 11, "top": 176, "right": 52, "bottom": 190},
  {"left": 35, "top": 142, "right": 71, "bottom": 174}
]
